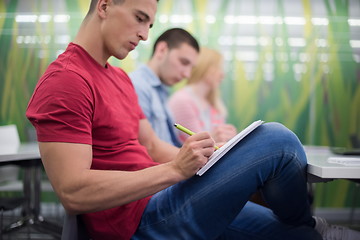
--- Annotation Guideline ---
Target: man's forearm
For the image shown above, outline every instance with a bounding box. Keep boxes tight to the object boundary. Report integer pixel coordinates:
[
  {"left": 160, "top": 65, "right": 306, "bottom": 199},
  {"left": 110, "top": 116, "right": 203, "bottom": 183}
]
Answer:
[
  {"left": 147, "top": 139, "right": 179, "bottom": 163},
  {"left": 53, "top": 163, "right": 184, "bottom": 215}
]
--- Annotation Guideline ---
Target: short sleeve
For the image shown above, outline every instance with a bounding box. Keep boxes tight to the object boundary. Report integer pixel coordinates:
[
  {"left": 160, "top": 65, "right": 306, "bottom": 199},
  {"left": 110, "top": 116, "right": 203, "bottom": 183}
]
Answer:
[{"left": 26, "top": 70, "right": 94, "bottom": 144}]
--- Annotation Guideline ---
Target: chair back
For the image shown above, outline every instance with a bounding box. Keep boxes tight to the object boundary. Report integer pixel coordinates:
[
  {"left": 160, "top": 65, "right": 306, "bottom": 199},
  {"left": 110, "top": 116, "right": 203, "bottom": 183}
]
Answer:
[
  {"left": 61, "top": 213, "right": 89, "bottom": 240},
  {"left": 0, "top": 125, "right": 20, "bottom": 184}
]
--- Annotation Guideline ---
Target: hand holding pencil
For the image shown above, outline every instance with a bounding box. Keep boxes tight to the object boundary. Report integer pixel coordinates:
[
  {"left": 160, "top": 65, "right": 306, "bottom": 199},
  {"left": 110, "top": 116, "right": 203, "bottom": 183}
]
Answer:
[{"left": 174, "top": 123, "right": 219, "bottom": 150}]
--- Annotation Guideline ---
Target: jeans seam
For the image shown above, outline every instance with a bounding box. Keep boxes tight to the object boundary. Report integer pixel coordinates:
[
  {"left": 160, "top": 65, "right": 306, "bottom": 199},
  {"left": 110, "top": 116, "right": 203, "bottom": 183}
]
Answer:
[{"left": 137, "top": 193, "right": 195, "bottom": 231}]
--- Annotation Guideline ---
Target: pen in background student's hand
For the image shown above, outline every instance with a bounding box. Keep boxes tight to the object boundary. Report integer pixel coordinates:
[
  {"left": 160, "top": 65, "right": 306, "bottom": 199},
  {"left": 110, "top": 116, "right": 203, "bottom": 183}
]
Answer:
[{"left": 174, "top": 123, "right": 219, "bottom": 150}]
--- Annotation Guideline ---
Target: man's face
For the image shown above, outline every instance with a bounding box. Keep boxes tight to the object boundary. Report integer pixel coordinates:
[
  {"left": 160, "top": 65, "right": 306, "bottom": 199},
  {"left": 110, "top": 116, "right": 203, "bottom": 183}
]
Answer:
[
  {"left": 158, "top": 43, "right": 199, "bottom": 86},
  {"left": 101, "top": 0, "right": 157, "bottom": 60}
]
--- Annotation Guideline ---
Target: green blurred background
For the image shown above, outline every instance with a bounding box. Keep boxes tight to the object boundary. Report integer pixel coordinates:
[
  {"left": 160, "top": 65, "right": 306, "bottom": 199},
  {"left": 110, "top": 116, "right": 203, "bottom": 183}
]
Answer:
[{"left": 1, "top": 0, "right": 359, "bottom": 208}]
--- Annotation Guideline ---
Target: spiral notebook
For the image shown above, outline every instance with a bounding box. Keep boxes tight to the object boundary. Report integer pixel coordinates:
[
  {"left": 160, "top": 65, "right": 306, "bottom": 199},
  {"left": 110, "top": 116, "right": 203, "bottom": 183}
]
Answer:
[{"left": 196, "top": 120, "right": 265, "bottom": 176}]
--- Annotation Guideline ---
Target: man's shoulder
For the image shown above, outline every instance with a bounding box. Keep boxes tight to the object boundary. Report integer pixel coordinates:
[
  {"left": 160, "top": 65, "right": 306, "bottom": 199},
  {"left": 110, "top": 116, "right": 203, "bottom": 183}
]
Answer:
[
  {"left": 129, "top": 65, "right": 147, "bottom": 78},
  {"left": 37, "top": 58, "right": 96, "bottom": 95},
  {"left": 129, "top": 66, "right": 153, "bottom": 91},
  {"left": 45, "top": 45, "right": 93, "bottom": 81},
  {"left": 43, "top": 61, "right": 91, "bottom": 87}
]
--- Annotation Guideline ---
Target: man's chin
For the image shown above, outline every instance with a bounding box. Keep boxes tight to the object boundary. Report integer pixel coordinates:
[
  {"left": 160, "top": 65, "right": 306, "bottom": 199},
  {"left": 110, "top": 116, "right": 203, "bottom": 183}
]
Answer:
[
  {"left": 114, "top": 50, "right": 130, "bottom": 60},
  {"left": 117, "top": 54, "right": 128, "bottom": 60}
]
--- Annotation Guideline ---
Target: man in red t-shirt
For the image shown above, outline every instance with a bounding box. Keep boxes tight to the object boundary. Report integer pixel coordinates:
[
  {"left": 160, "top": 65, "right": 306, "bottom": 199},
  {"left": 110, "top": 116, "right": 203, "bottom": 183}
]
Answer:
[
  {"left": 26, "top": 1, "right": 360, "bottom": 240},
  {"left": 27, "top": 0, "right": 211, "bottom": 239}
]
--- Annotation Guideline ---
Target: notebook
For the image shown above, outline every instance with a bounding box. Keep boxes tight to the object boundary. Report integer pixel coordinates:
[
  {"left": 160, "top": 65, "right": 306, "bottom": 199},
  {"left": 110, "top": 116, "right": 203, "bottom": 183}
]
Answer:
[{"left": 196, "top": 120, "right": 264, "bottom": 176}]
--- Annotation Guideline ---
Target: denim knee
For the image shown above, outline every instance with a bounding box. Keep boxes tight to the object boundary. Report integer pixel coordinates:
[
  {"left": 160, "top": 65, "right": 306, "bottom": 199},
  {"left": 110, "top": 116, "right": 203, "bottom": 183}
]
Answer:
[{"left": 260, "top": 122, "right": 307, "bottom": 165}]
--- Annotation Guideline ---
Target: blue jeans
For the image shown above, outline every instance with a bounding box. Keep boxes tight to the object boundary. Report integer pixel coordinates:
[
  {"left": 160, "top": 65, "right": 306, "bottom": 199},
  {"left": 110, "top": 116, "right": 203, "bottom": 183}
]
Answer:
[{"left": 131, "top": 123, "right": 322, "bottom": 240}]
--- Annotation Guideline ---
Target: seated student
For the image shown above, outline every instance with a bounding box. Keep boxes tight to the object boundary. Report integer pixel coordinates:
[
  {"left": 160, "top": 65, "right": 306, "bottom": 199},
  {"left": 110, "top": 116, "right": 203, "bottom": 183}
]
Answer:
[
  {"left": 130, "top": 28, "right": 200, "bottom": 147},
  {"left": 168, "top": 47, "right": 237, "bottom": 145},
  {"left": 26, "top": 0, "right": 360, "bottom": 239},
  {"left": 169, "top": 46, "right": 273, "bottom": 208}
]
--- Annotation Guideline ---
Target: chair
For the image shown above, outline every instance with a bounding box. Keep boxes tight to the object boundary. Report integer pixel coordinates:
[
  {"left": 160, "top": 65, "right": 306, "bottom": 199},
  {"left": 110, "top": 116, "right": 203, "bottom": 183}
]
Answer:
[
  {"left": 61, "top": 213, "right": 90, "bottom": 240},
  {"left": 0, "top": 197, "right": 24, "bottom": 240},
  {"left": 0, "top": 125, "right": 25, "bottom": 239}
]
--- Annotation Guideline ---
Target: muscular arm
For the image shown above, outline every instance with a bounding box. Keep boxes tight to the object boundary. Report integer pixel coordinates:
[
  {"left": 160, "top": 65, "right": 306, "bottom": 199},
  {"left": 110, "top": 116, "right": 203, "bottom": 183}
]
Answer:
[
  {"left": 39, "top": 142, "right": 182, "bottom": 215},
  {"left": 39, "top": 129, "right": 214, "bottom": 215}
]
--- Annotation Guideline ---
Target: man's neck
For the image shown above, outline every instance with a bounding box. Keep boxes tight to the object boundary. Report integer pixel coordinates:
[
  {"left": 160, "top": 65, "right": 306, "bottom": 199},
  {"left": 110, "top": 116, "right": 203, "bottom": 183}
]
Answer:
[
  {"left": 146, "top": 59, "right": 159, "bottom": 77},
  {"left": 73, "top": 18, "right": 109, "bottom": 67}
]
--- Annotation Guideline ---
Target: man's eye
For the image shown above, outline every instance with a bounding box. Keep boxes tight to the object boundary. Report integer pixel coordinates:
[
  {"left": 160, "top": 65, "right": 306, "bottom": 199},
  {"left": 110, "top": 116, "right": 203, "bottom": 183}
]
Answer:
[
  {"left": 136, "top": 16, "right": 144, "bottom": 22},
  {"left": 181, "top": 60, "right": 189, "bottom": 66}
]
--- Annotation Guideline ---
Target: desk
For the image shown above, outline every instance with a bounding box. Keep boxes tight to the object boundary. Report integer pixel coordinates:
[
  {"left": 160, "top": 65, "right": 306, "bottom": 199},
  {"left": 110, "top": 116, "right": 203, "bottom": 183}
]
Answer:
[
  {"left": 0, "top": 142, "right": 61, "bottom": 238},
  {"left": 305, "top": 145, "right": 360, "bottom": 182},
  {"left": 305, "top": 146, "right": 360, "bottom": 224}
]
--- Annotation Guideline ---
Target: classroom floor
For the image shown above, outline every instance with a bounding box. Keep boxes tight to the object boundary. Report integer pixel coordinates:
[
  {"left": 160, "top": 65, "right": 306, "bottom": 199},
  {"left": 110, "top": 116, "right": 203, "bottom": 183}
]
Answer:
[
  {"left": 1, "top": 203, "right": 64, "bottom": 240},
  {"left": 1, "top": 204, "right": 359, "bottom": 239}
]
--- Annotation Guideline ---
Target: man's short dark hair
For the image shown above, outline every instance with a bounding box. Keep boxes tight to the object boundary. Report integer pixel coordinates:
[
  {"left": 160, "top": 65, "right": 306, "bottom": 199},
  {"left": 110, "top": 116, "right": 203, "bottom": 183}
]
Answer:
[{"left": 152, "top": 28, "right": 200, "bottom": 56}]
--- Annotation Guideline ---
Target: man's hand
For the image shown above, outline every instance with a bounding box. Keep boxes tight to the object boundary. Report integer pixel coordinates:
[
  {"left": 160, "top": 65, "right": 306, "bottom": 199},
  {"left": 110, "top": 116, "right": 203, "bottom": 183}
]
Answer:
[{"left": 170, "top": 132, "right": 215, "bottom": 179}]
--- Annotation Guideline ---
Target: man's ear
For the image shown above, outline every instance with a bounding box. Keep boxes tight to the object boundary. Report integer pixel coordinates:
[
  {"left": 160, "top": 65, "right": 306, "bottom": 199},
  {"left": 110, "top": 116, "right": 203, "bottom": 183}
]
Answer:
[
  {"left": 96, "top": 0, "right": 109, "bottom": 18},
  {"left": 154, "top": 41, "right": 169, "bottom": 58}
]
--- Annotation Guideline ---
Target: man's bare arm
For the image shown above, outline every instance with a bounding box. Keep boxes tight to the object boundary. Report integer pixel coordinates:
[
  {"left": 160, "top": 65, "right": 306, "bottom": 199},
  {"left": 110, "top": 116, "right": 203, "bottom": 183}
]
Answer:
[
  {"left": 138, "top": 119, "right": 179, "bottom": 163},
  {"left": 39, "top": 142, "right": 182, "bottom": 215},
  {"left": 39, "top": 131, "right": 214, "bottom": 215}
]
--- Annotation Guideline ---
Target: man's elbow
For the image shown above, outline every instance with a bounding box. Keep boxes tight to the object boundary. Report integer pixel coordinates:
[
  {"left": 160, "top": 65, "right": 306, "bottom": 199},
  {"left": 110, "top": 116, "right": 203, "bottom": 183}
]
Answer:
[
  {"left": 56, "top": 185, "right": 90, "bottom": 215},
  {"left": 58, "top": 191, "right": 84, "bottom": 215}
]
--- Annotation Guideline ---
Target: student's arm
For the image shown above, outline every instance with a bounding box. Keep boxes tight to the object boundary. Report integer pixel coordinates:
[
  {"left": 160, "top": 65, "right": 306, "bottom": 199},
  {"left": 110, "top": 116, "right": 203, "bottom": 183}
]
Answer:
[
  {"left": 138, "top": 118, "right": 179, "bottom": 163},
  {"left": 169, "top": 91, "right": 236, "bottom": 143},
  {"left": 211, "top": 124, "right": 237, "bottom": 143},
  {"left": 39, "top": 130, "right": 214, "bottom": 215}
]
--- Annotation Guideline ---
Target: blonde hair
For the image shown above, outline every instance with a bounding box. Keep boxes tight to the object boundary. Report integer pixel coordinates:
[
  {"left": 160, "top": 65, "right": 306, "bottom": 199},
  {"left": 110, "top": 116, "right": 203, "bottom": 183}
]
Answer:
[{"left": 187, "top": 47, "right": 227, "bottom": 116}]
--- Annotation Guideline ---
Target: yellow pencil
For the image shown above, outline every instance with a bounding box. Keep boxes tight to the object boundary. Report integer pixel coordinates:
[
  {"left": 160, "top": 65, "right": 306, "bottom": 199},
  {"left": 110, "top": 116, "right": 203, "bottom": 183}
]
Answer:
[{"left": 174, "top": 123, "right": 219, "bottom": 150}]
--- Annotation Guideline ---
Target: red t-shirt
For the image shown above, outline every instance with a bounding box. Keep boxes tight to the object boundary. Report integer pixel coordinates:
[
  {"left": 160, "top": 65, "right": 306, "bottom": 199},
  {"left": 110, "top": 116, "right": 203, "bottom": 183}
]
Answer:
[{"left": 26, "top": 43, "right": 159, "bottom": 239}]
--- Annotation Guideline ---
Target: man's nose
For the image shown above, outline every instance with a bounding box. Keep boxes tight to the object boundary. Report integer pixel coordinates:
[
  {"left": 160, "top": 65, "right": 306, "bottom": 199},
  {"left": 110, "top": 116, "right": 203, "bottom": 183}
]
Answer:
[{"left": 138, "top": 27, "right": 149, "bottom": 41}]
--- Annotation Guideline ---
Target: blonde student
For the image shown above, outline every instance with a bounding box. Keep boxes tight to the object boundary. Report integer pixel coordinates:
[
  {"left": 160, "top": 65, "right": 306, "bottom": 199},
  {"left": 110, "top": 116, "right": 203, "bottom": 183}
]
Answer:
[{"left": 169, "top": 47, "right": 237, "bottom": 144}]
